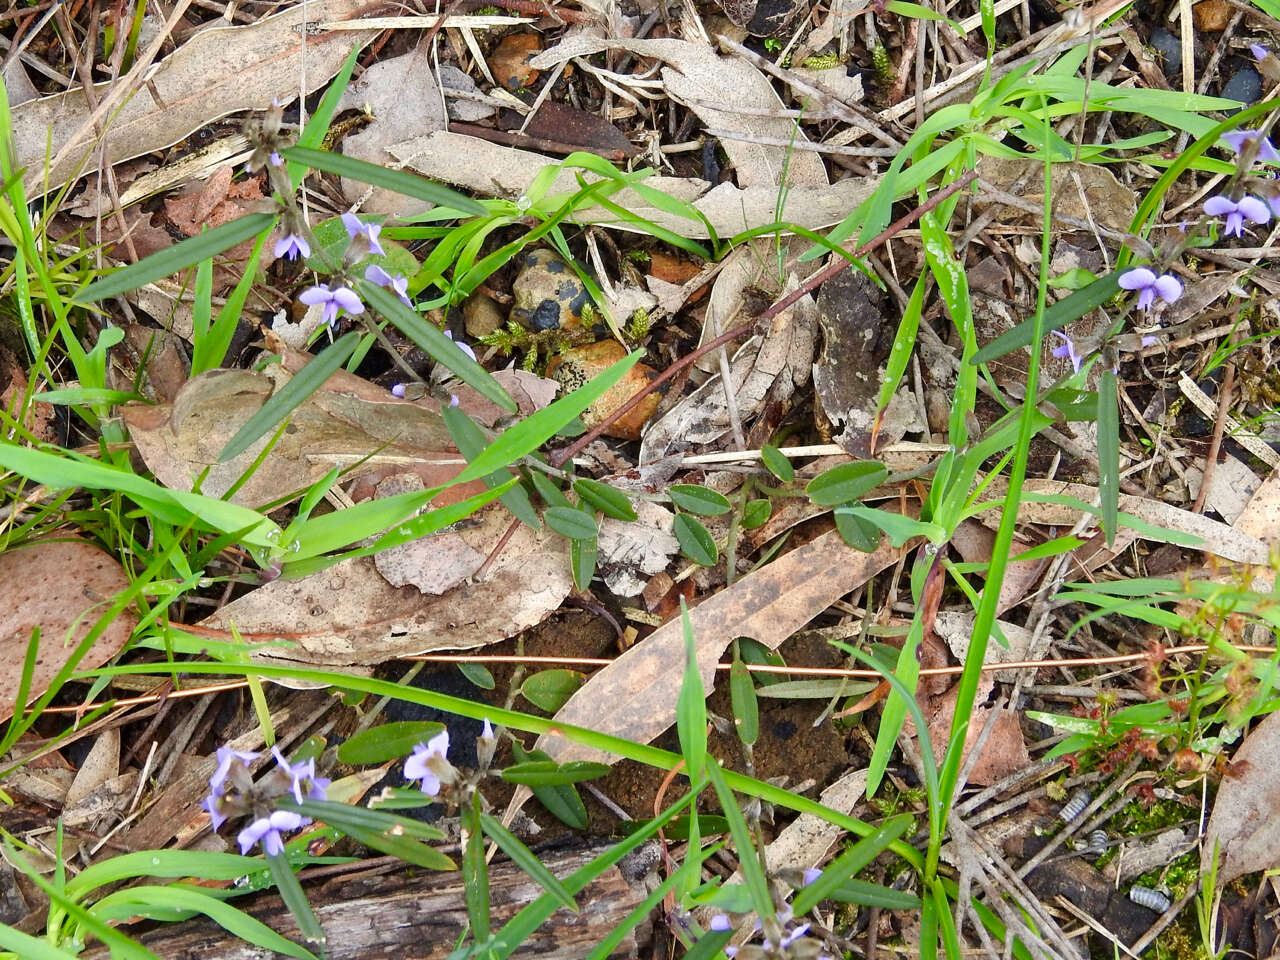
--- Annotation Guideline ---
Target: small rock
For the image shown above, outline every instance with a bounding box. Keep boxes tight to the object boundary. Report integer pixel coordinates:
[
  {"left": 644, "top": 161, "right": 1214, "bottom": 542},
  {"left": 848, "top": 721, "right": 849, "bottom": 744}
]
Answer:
[
  {"left": 546, "top": 340, "right": 662, "bottom": 440},
  {"left": 489, "top": 33, "right": 542, "bottom": 92},
  {"left": 510, "top": 249, "right": 591, "bottom": 333},
  {"left": 463, "top": 292, "right": 505, "bottom": 339},
  {"left": 1221, "top": 63, "right": 1263, "bottom": 106},
  {"left": 1149, "top": 27, "right": 1181, "bottom": 80}
]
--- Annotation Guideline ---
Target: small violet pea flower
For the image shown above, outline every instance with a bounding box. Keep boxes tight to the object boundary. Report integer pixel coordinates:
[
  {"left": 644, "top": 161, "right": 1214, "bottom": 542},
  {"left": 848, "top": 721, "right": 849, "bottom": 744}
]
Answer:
[
  {"left": 404, "top": 729, "right": 450, "bottom": 796},
  {"left": 1204, "top": 194, "right": 1271, "bottom": 237},
  {"left": 365, "top": 264, "right": 411, "bottom": 305},
  {"left": 1221, "top": 129, "right": 1280, "bottom": 164},
  {"left": 269, "top": 151, "right": 284, "bottom": 168},
  {"left": 1252, "top": 42, "right": 1271, "bottom": 61},
  {"left": 203, "top": 746, "right": 258, "bottom": 830},
  {"left": 271, "top": 747, "right": 329, "bottom": 804},
  {"left": 709, "top": 915, "right": 733, "bottom": 932},
  {"left": 445, "top": 329, "right": 477, "bottom": 362},
  {"left": 341, "top": 212, "right": 385, "bottom": 256},
  {"left": 391, "top": 383, "right": 407, "bottom": 398},
  {"left": 1118, "top": 267, "right": 1183, "bottom": 311},
  {"left": 299, "top": 283, "right": 364, "bottom": 328},
  {"left": 1051, "top": 330, "right": 1084, "bottom": 374},
  {"left": 802, "top": 867, "right": 823, "bottom": 887},
  {"left": 274, "top": 232, "right": 310, "bottom": 262},
  {"left": 238, "top": 809, "right": 306, "bottom": 857}
]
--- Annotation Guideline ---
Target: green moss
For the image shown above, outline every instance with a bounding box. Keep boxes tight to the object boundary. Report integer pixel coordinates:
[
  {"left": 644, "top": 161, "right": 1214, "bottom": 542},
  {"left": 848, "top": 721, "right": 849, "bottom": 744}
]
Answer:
[{"left": 801, "top": 52, "right": 842, "bottom": 69}]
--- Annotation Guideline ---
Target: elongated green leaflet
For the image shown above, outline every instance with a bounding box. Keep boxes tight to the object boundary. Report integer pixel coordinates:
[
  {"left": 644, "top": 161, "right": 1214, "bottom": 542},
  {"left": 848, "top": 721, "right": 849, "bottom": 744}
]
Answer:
[
  {"left": 282, "top": 146, "right": 487, "bottom": 216},
  {"left": 73, "top": 213, "right": 275, "bottom": 303},
  {"left": 544, "top": 505, "right": 598, "bottom": 540},
  {"left": 806, "top": 461, "right": 888, "bottom": 507},
  {"left": 573, "top": 477, "right": 637, "bottom": 521},
  {"left": 669, "top": 484, "right": 732, "bottom": 516},
  {"left": 791, "top": 813, "right": 912, "bottom": 914},
  {"left": 337, "top": 721, "right": 446, "bottom": 765}
]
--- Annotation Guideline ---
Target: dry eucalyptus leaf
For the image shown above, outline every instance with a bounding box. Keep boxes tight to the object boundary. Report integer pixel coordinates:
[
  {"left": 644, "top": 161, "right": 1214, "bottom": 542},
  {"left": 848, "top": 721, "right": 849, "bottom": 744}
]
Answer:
[
  {"left": 336, "top": 43, "right": 446, "bottom": 213},
  {"left": 371, "top": 474, "right": 486, "bottom": 595},
  {"left": 529, "top": 36, "right": 827, "bottom": 188},
  {"left": 502, "top": 532, "right": 908, "bottom": 828},
  {"left": 813, "top": 268, "right": 891, "bottom": 458},
  {"left": 977, "top": 156, "right": 1136, "bottom": 234},
  {"left": 1206, "top": 708, "right": 1280, "bottom": 883},
  {"left": 13, "top": 0, "right": 380, "bottom": 192},
  {"left": 121, "top": 367, "right": 457, "bottom": 509},
  {"left": 0, "top": 541, "right": 136, "bottom": 722},
  {"left": 390, "top": 132, "right": 874, "bottom": 238},
  {"left": 65, "top": 727, "right": 120, "bottom": 808},
  {"left": 198, "top": 504, "right": 572, "bottom": 668}
]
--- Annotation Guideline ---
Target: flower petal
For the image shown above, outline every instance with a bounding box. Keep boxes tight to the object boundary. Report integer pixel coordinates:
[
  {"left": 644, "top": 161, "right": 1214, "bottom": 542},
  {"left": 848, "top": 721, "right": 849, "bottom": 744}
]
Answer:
[
  {"left": 1153, "top": 274, "right": 1183, "bottom": 303},
  {"left": 1118, "top": 267, "right": 1155, "bottom": 291},
  {"left": 299, "top": 285, "right": 333, "bottom": 306},
  {"left": 365, "top": 264, "right": 393, "bottom": 286},
  {"left": 1204, "top": 195, "right": 1236, "bottom": 217},
  {"left": 1239, "top": 195, "right": 1271, "bottom": 222},
  {"left": 332, "top": 287, "right": 365, "bottom": 315},
  {"left": 341, "top": 212, "right": 363, "bottom": 239}
]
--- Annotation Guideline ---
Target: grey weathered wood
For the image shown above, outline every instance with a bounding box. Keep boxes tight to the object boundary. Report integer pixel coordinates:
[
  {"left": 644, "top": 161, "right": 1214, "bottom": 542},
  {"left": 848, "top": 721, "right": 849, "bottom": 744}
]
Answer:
[{"left": 82, "top": 842, "right": 652, "bottom": 959}]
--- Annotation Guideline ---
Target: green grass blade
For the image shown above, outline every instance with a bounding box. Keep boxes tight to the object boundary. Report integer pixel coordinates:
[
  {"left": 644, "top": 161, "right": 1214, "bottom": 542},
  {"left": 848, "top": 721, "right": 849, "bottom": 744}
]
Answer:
[
  {"left": 282, "top": 146, "right": 486, "bottom": 216},
  {"left": 706, "top": 760, "right": 771, "bottom": 917},
  {"left": 971, "top": 270, "right": 1122, "bottom": 365},
  {"left": 1098, "top": 368, "right": 1120, "bottom": 545},
  {"left": 73, "top": 214, "right": 275, "bottom": 304},
  {"left": 218, "top": 331, "right": 360, "bottom": 462},
  {"left": 676, "top": 600, "right": 707, "bottom": 782},
  {"left": 792, "top": 813, "right": 912, "bottom": 914},
  {"left": 480, "top": 813, "right": 576, "bottom": 911},
  {"left": 291, "top": 46, "right": 360, "bottom": 191}
]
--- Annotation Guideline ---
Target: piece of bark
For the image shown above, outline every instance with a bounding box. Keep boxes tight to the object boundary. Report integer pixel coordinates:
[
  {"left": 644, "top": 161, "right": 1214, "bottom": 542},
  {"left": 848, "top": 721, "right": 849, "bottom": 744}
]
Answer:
[{"left": 81, "top": 841, "right": 652, "bottom": 959}]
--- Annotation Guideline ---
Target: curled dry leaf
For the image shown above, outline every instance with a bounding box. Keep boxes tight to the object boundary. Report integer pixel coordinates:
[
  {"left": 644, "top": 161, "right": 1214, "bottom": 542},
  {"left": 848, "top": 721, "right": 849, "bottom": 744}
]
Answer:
[
  {"left": 596, "top": 499, "right": 680, "bottom": 597},
  {"left": 0, "top": 541, "right": 137, "bottom": 722},
  {"left": 1206, "top": 707, "right": 1280, "bottom": 883},
  {"left": 390, "top": 132, "right": 874, "bottom": 238},
  {"left": 197, "top": 503, "right": 572, "bottom": 669},
  {"left": 371, "top": 474, "right": 485, "bottom": 595},
  {"left": 13, "top": 0, "right": 380, "bottom": 192}
]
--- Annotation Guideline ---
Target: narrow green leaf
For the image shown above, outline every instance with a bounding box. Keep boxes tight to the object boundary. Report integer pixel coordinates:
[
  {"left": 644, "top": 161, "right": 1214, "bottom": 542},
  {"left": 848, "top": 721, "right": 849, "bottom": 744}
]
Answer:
[
  {"left": 792, "top": 814, "right": 913, "bottom": 914},
  {"left": 827, "top": 879, "right": 921, "bottom": 909},
  {"left": 741, "top": 499, "right": 772, "bottom": 529},
  {"left": 218, "top": 331, "right": 361, "bottom": 462},
  {"left": 806, "top": 461, "right": 889, "bottom": 507},
  {"left": 337, "top": 721, "right": 446, "bottom": 765},
  {"left": 521, "top": 669, "right": 584, "bottom": 712},
  {"left": 287, "top": 800, "right": 446, "bottom": 842},
  {"left": 833, "top": 504, "right": 882, "bottom": 551},
  {"left": 530, "top": 470, "right": 573, "bottom": 509},
  {"left": 545, "top": 505, "right": 598, "bottom": 541},
  {"left": 676, "top": 600, "right": 707, "bottom": 781},
  {"left": 442, "top": 404, "right": 539, "bottom": 528},
  {"left": 760, "top": 444, "right": 794, "bottom": 483},
  {"left": 290, "top": 45, "right": 361, "bottom": 190},
  {"left": 74, "top": 213, "right": 275, "bottom": 303},
  {"left": 458, "top": 662, "right": 496, "bottom": 690},
  {"left": 362, "top": 282, "right": 516, "bottom": 413},
  {"left": 670, "top": 484, "right": 732, "bottom": 516},
  {"left": 501, "top": 760, "right": 612, "bottom": 786},
  {"left": 705, "top": 760, "right": 771, "bottom": 917},
  {"left": 971, "top": 270, "right": 1123, "bottom": 365},
  {"left": 674, "top": 514, "right": 717, "bottom": 565},
  {"left": 570, "top": 533, "right": 597, "bottom": 591},
  {"left": 573, "top": 478, "right": 637, "bottom": 521},
  {"left": 463, "top": 797, "right": 491, "bottom": 941},
  {"left": 283, "top": 146, "right": 487, "bottom": 216},
  {"left": 480, "top": 812, "right": 577, "bottom": 910},
  {"left": 729, "top": 655, "right": 759, "bottom": 745},
  {"left": 1098, "top": 368, "right": 1119, "bottom": 546}
]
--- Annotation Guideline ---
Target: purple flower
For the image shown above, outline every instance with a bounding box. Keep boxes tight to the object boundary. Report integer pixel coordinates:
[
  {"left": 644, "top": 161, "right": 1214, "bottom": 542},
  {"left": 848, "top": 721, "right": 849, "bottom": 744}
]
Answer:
[
  {"left": 204, "top": 747, "right": 258, "bottom": 830},
  {"left": 1204, "top": 194, "right": 1271, "bottom": 236},
  {"left": 1141, "top": 334, "right": 1159, "bottom": 348},
  {"left": 271, "top": 747, "right": 329, "bottom": 804},
  {"left": 1118, "top": 267, "right": 1183, "bottom": 311},
  {"left": 445, "top": 330, "right": 477, "bottom": 362},
  {"left": 404, "top": 729, "right": 450, "bottom": 796},
  {"left": 391, "top": 383, "right": 407, "bottom": 398},
  {"left": 1220, "top": 130, "right": 1280, "bottom": 163},
  {"left": 802, "top": 867, "right": 823, "bottom": 886},
  {"left": 480, "top": 718, "right": 494, "bottom": 741},
  {"left": 299, "top": 283, "right": 364, "bottom": 328},
  {"left": 365, "top": 264, "right": 411, "bottom": 305},
  {"left": 269, "top": 151, "right": 284, "bottom": 168},
  {"left": 1252, "top": 43, "right": 1270, "bottom": 61},
  {"left": 238, "top": 809, "right": 307, "bottom": 856},
  {"left": 341, "top": 213, "right": 385, "bottom": 256},
  {"left": 709, "top": 915, "right": 732, "bottom": 932},
  {"left": 1051, "top": 330, "right": 1084, "bottom": 373},
  {"left": 274, "top": 232, "right": 310, "bottom": 261}
]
